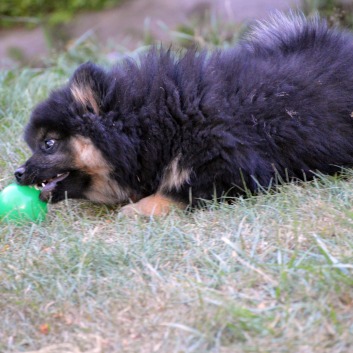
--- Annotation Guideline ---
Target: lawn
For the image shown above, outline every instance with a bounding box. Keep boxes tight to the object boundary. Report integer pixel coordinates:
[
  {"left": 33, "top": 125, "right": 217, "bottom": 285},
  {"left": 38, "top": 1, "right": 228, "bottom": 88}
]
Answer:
[{"left": 1, "top": 18, "right": 353, "bottom": 353}]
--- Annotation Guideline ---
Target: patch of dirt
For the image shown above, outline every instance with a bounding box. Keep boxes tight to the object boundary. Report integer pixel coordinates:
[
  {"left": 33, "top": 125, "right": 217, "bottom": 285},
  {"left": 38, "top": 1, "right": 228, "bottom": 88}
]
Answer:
[{"left": 0, "top": 0, "right": 299, "bottom": 68}]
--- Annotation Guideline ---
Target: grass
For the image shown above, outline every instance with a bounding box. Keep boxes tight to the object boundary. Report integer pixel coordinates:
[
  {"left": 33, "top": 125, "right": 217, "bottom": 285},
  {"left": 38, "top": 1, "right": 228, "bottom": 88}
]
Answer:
[{"left": 1, "top": 13, "right": 353, "bottom": 353}]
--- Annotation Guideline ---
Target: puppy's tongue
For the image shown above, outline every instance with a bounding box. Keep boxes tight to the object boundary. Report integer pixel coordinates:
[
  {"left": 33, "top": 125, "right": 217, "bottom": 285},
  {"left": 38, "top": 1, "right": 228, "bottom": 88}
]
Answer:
[{"left": 39, "top": 172, "right": 70, "bottom": 201}]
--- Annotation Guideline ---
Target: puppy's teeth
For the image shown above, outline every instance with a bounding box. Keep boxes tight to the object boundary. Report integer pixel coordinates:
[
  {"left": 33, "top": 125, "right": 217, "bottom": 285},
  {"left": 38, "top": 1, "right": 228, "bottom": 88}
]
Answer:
[
  {"left": 57, "top": 173, "right": 63, "bottom": 177},
  {"left": 42, "top": 183, "right": 46, "bottom": 187}
]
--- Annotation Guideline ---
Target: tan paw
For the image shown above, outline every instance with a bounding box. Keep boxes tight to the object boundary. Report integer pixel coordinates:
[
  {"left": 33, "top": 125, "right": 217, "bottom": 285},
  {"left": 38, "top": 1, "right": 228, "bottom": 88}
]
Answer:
[{"left": 120, "top": 194, "right": 186, "bottom": 217}]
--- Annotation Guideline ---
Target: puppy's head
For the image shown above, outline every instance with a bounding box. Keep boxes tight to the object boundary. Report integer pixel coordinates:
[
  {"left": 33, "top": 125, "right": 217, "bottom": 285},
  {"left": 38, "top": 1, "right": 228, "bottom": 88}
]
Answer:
[{"left": 15, "top": 62, "right": 130, "bottom": 204}]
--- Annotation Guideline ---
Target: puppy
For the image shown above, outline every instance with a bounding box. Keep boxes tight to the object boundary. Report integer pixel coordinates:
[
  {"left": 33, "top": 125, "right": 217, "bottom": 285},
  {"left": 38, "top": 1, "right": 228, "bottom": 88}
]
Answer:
[{"left": 15, "top": 13, "right": 353, "bottom": 216}]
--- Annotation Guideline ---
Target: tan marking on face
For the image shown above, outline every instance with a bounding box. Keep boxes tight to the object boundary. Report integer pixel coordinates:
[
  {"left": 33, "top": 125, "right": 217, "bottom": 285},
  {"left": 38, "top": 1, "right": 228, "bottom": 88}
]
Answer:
[
  {"left": 120, "top": 193, "right": 186, "bottom": 217},
  {"left": 71, "top": 136, "right": 129, "bottom": 204},
  {"left": 159, "top": 155, "right": 191, "bottom": 192},
  {"left": 70, "top": 84, "right": 99, "bottom": 115}
]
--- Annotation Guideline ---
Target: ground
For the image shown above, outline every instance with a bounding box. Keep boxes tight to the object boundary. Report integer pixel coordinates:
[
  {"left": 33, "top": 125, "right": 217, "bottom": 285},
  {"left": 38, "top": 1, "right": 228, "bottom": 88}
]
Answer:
[{"left": 0, "top": 0, "right": 299, "bottom": 68}]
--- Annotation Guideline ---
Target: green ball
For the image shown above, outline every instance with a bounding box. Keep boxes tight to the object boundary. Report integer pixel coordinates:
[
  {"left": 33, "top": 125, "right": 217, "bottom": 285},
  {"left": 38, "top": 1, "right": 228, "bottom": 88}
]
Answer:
[{"left": 0, "top": 183, "right": 48, "bottom": 224}]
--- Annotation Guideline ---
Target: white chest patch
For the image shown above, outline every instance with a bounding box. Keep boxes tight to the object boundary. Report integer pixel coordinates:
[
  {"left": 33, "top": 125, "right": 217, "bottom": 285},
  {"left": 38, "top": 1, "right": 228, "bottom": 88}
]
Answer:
[{"left": 159, "top": 155, "right": 191, "bottom": 193}]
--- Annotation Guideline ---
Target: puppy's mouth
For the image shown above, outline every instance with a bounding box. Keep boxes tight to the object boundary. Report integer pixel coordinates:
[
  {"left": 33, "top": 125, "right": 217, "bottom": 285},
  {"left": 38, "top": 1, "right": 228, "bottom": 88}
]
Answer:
[{"left": 35, "top": 172, "right": 70, "bottom": 200}]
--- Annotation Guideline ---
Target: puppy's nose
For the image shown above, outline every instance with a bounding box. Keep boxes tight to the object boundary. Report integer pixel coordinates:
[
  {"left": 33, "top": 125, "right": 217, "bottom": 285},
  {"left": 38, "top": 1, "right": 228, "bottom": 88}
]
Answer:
[{"left": 14, "top": 166, "right": 26, "bottom": 183}]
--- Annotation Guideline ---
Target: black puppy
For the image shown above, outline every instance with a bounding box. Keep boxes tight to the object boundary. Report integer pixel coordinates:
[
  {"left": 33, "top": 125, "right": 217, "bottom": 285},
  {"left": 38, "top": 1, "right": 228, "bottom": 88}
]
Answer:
[{"left": 15, "top": 13, "right": 353, "bottom": 216}]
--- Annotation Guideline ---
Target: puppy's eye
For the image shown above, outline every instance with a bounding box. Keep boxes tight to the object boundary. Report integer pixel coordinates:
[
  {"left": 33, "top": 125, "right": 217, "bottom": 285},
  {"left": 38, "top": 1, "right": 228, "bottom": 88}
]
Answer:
[
  {"left": 86, "top": 104, "right": 94, "bottom": 114},
  {"left": 44, "top": 139, "right": 56, "bottom": 150}
]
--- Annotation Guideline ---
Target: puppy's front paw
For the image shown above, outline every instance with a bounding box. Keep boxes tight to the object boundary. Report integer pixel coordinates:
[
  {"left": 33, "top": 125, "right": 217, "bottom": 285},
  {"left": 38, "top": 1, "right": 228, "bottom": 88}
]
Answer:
[{"left": 120, "top": 194, "right": 186, "bottom": 217}]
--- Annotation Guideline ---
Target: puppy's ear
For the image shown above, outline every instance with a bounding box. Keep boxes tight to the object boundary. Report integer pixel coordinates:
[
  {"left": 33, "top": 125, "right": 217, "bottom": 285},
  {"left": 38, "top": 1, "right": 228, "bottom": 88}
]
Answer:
[{"left": 70, "top": 62, "right": 107, "bottom": 115}]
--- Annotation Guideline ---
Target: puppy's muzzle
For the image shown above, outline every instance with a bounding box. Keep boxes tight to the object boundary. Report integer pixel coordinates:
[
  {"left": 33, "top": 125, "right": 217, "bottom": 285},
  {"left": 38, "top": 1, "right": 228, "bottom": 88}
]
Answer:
[{"left": 14, "top": 166, "right": 26, "bottom": 183}]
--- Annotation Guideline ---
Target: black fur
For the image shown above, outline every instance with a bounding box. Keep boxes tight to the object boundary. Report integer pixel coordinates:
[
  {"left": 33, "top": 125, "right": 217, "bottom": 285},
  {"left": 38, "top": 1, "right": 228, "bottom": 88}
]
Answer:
[{"left": 18, "top": 13, "right": 353, "bottom": 207}]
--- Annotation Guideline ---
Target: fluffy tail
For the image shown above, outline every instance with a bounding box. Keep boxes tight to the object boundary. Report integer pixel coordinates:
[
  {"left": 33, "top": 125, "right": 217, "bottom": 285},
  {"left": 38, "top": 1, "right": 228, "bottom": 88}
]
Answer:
[{"left": 245, "top": 11, "right": 327, "bottom": 51}]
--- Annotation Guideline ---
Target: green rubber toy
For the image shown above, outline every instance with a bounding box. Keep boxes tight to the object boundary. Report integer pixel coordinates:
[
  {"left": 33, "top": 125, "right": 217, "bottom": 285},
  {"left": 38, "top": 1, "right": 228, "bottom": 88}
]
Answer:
[{"left": 0, "top": 183, "right": 48, "bottom": 224}]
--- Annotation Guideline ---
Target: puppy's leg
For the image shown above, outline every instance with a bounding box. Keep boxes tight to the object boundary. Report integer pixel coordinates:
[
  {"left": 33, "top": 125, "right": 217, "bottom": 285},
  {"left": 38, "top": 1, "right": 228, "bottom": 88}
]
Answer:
[{"left": 120, "top": 193, "right": 186, "bottom": 217}]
